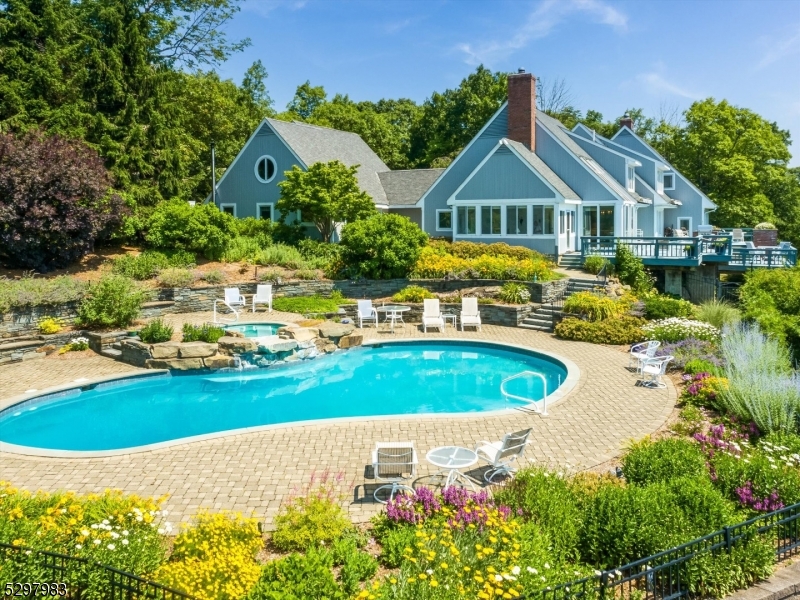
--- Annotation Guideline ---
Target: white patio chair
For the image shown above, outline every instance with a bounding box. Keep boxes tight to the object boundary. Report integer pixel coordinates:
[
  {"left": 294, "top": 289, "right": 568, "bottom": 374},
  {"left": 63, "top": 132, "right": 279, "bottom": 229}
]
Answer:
[
  {"left": 252, "top": 284, "right": 272, "bottom": 313},
  {"left": 213, "top": 287, "right": 245, "bottom": 323},
  {"left": 640, "top": 356, "right": 674, "bottom": 389},
  {"left": 460, "top": 297, "right": 482, "bottom": 331},
  {"left": 732, "top": 229, "right": 745, "bottom": 243},
  {"left": 372, "top": 442, "right": 417, "bottom": 504},
  {"left": 422, "top": 299, "right": 445, "bottom": 333},
  {"left": 629, "top": 341, "right": 661, "bottom": 373},
  {"left": 475, "top": 428, "right": 532, "bottom": 483},
  {"left": 357, "top": 299, "right": 378, "bottom": 328}
]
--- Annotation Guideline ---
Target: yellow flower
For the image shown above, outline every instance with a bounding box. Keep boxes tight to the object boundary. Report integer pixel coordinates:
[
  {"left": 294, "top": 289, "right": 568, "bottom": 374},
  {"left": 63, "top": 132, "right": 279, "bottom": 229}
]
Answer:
[
  {"left": 440, "top": 562, "right": 449, "bottom": 569},
  {"left": 390, "top": 578, "right": 397, "bottom": 584},
  {"left": 475, "top": 576, "right": 484, "bottom": 583},
  {"left": 419, "top": 573, "right": 427, "bottom": 580},
  {"left": 430, "top": 580, "right": 439, "bottom": 587}
]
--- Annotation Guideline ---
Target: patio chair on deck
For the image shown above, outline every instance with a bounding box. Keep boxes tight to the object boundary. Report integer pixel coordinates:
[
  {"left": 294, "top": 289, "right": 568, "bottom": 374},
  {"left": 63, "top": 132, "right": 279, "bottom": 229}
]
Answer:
[
  {"left": 214, "top": 287, "right": 246, "bottom": 323},
  {"left": 460, "top": 297, "right": 481, "bottom": 331},
  {"left": 732, "top": 229, "right": 745, "bottom": 243},
  {"left": 629, "top": 341, "right": 661, "bottom": 374},
  {"left": 357, "top": 300, "right": 378, "bottom": 329},
  {"left": 252, "top": 284, "right": 272, "bottom": 313},
  {"left": 372, "top": 442, "right": 417, "bottom": 503},
  {"left": 422, "top": 299, "right": 445, "bottom": 333},
  {"left": 475, "top": 428, "right": 532, "bottom": 483},
  {"left": 640, "top": 356, "right": 674, "bottom": 389}
]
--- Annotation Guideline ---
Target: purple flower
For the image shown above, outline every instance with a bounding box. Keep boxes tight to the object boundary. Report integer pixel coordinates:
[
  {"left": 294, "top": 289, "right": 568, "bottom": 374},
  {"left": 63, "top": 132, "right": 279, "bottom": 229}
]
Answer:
[{"left": 735, "top": 481, "right": 783, "bottom": 512}]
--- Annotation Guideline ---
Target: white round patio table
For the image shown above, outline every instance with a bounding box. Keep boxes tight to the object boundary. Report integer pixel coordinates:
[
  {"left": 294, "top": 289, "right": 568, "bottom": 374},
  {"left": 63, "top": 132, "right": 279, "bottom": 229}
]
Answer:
[
  {"left": 426, "top": 446, "right": 479, "bottom": 490},
  {"left": 376, "top": 305, "right": 410, "bottom": 333}
]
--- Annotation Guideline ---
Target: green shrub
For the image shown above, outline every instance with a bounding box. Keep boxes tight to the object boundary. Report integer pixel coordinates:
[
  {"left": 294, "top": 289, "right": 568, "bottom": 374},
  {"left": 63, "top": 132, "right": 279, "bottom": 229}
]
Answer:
[
  {"left": 498, "top": 282, "right": 531, "bottom": 304},
  {"left": 754, "top": 222, "right": 776, "bottom": 229},
  {"left": 340, "top": 213, "right": 428, "bottom": 279},
  {"left": 75, "top": 275, "right": 147, "bottom": 329},
  {"left": 271, "top": 484, "right": 353, "bottom": 553},
  {"left": 0, "top": 275, "right": 86, "bottom": 312},
  {"left": 294, "top": 269, "right": 320, "bottom": 281},
  {"left": 156, "top": 268, "right": 196, "bottom": 288},
  {"left": 222, "top": 236, "right": 266, "bottom": 263},
  {"left": 671, "top": 405, "right": 705, "bottom": 436},
  {"left": 37, "top": 316, "right": 62, "bottom": 334},
  {"left": 739, "top": 269, "right": 800, "bottom": 350},
  {"left": 583, "top": 255, "right": 608, "bottom": 275},
  {"left": 684, "top": 358, "right": 722, "bottom": 375},
  {"left": 644, "top": 294, "right": 694, "bottom": 319},
  {"left": 298, "top": 239, "right": 342, "bottom": 270},
  {"left": 615, "top": 244, "right": 653, "bottom": 293},
  {"left": 139, "top": 318, "right": 174, "bottom": 344},
  {"left": 258, "top": 268, "right": 282, "bottom": 283},
  {"left": 494, "top": 467, "right": 583, "bottom": 561},
  {"left": 256, "top": 244, "right": 308, "bottom": 269},
  {"left": 246, "top": 548, "right": 345, "bottom": 600},
  {"left": 272, "top": 295, "right": 348, "bottom": 315},
  {"left": 233, "top": 216, "right": 274, "bottom": 243},
  {"left": 338, "top": 550, "right": 378, "bottom": 596},
  {"left": 622, "top": 438, "right": 709, "bottom": 486},
  {"left": 429, "top": 239, "right": 549, "bottom": 261},
  {"left": 554, "top": 316, "right": 646, "bottom": 345},
  {"left": 696, "top": 299, "right": 741, "bottom": 329},
  {"left": 181, "top": 323, "right": 225, "bottom": 344},
  {"left": 201, "top": 269, "right": 225, "bottom": 284},
  {"left": 377, "top": 526, "right": 416, "bottom": 568},
  {"left": 145, "top": 200, "right": 237, "bottom": 260},
  {"left": 112, "top": 250, "right": 195, "bottom": 280},
  {"left": 392, "top": 285, "right": 436, "bottom": 303},
  {"left": 563, "top": 291, "right": 627, "bottom": 321}
]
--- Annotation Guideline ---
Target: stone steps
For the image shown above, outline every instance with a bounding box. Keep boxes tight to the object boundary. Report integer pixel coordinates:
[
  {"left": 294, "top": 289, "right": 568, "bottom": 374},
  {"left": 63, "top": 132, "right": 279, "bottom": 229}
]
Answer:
[{"left": 101, "top": 348, "right": 122, "bottom": 360}]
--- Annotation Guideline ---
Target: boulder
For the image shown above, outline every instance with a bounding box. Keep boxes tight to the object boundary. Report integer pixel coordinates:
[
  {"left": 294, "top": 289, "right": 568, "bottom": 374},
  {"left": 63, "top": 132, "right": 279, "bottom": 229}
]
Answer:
[
  {"left": 36, "top": 344, "right": 57, "bottom": 355},
  {"left": 323, "top": 343, "right": 337, "bottom": 354},
  {"left": 150, "top": 342, "right": 181, "bottom": 359},
  {"left": 277, "top": 325, "right": 299, "bottom": 336},
  {"left": 226, "top": 329, "right": 245, "bottom": 338},
  {"left": 261, "top": 339, "right": 298, "bottom": 353},
  {"left": 317, "top": 321, "right": 354, "bottom": 340},
  {"left": 217, "top": 336, "right": 259, "bottom": 355},
  {"left": 146, "top": 358, "right": 204, "bottom": 371},
  {"left": 297, "top": 339, "right": 316, "bottom": 350},
  {"left": 178, "top": 342, "right": 217, "bottom": 359},
  {"left": 285, "top": 327, "right": 318, "bottom": 342},
  {"left": 120, "top": 339, "right": 152, "bottom": 367},
  {"left": 204, "top": 354, "right": 236, "bottom": 369},
  {"left": 338, "top": 333, "right": 363, "bottom": 349},
  {"left": 284, "top": 354, "right": 300, "bottom": 362}
]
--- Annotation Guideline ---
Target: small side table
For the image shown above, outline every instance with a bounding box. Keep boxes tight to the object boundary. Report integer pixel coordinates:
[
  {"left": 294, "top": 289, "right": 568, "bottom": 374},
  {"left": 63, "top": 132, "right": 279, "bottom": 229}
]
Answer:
[
  {"left": 441, "top": 312, "right": 458, "bottom": 329},
  {"left": 426, "top": 446, "right": 478, "bottom": 490}
]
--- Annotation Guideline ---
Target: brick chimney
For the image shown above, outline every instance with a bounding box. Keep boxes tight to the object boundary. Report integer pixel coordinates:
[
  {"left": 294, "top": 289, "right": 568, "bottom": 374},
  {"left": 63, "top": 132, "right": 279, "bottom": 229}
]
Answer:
[
  {"left": 619, "top": 113, "right": 634, "bottom": 130},
  {"left": 507, "top": 69, "right": 536, "bottom": 150}
]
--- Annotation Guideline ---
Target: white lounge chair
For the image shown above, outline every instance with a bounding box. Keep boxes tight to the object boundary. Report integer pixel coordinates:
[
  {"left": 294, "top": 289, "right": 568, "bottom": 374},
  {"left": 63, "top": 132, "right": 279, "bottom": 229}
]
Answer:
[
  {"left": 640, "top": 356, "right": 674, "bottom": 388},
  {"left": 252, "top": 284, "right": 272, "bottom": 313},
  {"left": 372, "top": 442, "right": 417, "bottom": 504},
  {"left": 422, "top": 299, "right": 445, "bottom": 333},
  {"left": 357, "top": 299, "right": 378, "bottom": 328},
  {"left": 732, "top": 228, "right": 745, "bottom": 243},
  {"left": 460, "top": 297, "right": 481, "bottom": 331},
  {"left": 629, "top": 341, "right": 661, "bottom": 373},
  {"left": 475, "top": 428, "right": 532, "bottom": 483},
  {"left": 213, "top": 287, "right": 246, "bottom": 323}
]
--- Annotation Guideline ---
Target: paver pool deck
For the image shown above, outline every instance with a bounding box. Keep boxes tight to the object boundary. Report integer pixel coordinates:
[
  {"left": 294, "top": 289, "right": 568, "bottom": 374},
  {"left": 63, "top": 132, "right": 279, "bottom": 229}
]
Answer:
[{"left": 0, "top": 311, "right": 676, "bottom": 526}]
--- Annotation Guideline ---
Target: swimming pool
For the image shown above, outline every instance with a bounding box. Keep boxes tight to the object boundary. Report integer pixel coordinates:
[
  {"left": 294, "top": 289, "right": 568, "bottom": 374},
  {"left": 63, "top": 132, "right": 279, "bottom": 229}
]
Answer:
[
  {"left": 225, "top": 323, "right": 283, "bottom": 337},
  {"left": 0, "top": 341, "right": 573, "bottom": 454}
]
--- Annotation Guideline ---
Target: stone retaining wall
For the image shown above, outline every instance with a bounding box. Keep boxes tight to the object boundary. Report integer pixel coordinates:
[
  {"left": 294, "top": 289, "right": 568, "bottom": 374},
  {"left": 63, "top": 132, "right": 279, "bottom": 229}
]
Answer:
[
  {"left": 1, "top": 278, "right": 563, "bottom": 338},
  {"left": 0, "top": 331, "right": 82, "bottom": 365}
]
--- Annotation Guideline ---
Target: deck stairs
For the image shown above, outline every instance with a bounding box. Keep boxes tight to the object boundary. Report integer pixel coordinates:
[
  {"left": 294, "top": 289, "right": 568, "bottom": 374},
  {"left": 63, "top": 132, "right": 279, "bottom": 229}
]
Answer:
[
  {"left": 100, "top": 341, "right": 123, "bottom": 360},
  {"left": 558, "top": 252, "right": 584, "bottom": 269},
  {"left": 519, "top": 277, "right": 606, "bottom": 332}
]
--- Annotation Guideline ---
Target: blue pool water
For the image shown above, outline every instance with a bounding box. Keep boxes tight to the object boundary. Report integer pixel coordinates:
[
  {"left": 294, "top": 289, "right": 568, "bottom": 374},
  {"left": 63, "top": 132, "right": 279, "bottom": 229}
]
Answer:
[
  {"left": 225, "top": 323, "right": 282, "bottom": 337},
  {"left": 0, "top": 342, "right": 567, "bottom": 452}
]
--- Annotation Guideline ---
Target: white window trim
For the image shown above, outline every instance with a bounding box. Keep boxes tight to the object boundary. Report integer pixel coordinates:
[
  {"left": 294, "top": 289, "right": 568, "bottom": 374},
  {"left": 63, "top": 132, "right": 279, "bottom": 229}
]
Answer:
[
  {"left": 254, "top": 155, "right": 277, "bottom": 184},
  {"left": 678, "top": 217, "right": 692, "bottom": 234},
  {"left": 256, "top": 202, "right": 274, "bottom": 220},
  {"left": 663, "top": 172, "right": 675, "bottom": 191},
  {"left": 219, "top": 203, "right": 237, "bottom": 217},
  {"left": 456, "top": 206, "right": 477, "bottom": 236},
  {"left": 435, "top": 209, "right": 453, "bottom": 231},
  {"left": 626, "top": 164, "right": 636, "bottom": 193}
]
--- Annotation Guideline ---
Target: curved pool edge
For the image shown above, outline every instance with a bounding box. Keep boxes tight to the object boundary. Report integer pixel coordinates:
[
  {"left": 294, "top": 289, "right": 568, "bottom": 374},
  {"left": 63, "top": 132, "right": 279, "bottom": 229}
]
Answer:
[{"left": 0, "top": 338, "right": 580, "bottom": 459}]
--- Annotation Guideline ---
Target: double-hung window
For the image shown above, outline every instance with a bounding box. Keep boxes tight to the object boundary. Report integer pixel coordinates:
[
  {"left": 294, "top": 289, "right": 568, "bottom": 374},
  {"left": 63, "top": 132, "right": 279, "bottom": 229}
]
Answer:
[
  {"left": 531, "top": 205, "right": 555, "bottom": 235},
  {"left": 626, "top": 164, "right": 636, "bottom": 192},
  {"left": 663, "top": 173, "right": 675, "bottom": 190},
  {"left": 481, "top": 206, "right": 501, "bottom": 235},
  {"left": 506, "top": 206, "right": 528, "bottom": 235},
  {"left": 457, "top": 206, "right": 476, "bottom": 235}
]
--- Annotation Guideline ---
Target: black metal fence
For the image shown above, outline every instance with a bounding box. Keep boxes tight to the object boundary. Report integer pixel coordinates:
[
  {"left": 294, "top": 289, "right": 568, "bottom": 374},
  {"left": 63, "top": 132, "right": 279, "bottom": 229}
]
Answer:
[
  {"left": 0, "top": 542, "right": 194, "bottom": 599},
  {"left": 523, "top": 501, "right": 800, "bottom": 600}
]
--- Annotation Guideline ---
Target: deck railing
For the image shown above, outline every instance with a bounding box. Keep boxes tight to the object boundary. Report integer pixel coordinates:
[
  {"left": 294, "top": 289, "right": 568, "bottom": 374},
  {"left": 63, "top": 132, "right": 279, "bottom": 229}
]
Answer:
[
  {"left": 728, "top": 247, "right": 798, "bottom": 269},
  {"left": 581, "top": 236, "right": 706, "bottom": 262}
]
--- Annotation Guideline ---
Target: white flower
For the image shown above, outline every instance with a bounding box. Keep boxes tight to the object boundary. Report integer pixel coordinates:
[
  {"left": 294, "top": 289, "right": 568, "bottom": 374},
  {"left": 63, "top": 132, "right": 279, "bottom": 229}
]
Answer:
[
  {"left": 511, "top": 566, "right": 521, "bottom": 575},
  {"left": 81, "top": 529, "right": 90, "bottom": 537},
  {"left": 122, "top": 530, "right": 129, "bottom": 536},
  {"left": 122, "top": 539, "right": 129, "bottom": 546},
  {"left": 594, "top": 570, "right": 602, "bottom": 576},
  {"left": 427, "top": 569, "right": 434, "bottom": 576},
  {"left": 110, "top": 532, "right": 120, "bottom": 539},
  {"left": 527, "top": 567, "right": 537, "bottom": 574},
  {"left": 544, "top": 562, "right": 550, "bottom": 569},
  {"left": 107, "top": 544, "right": 115, "bottom": 550},
  {"left": 90, "top": 524, "right": 98, "bottom": 529},
  {"left": 494, "top": 575, "right": 504, "bottom": 582},
  {"left": 541, "top": 576, "right": 546, "bottom": 581},
  {"left": 157, "top": 528, "right": 165, "bottom": 535},
  {"left": 102, "top": 519, "right": 110, "bottom": 525},
  {"left": 136, "top": 516, "right": 143, "bottom": 522},
  {"left": 93, "top": 539, "right": 101, "bottom": 545},
  {"left": 75, "top": 544, "right": 82, "bottom": 550},
  {"left": 503, "top": 574, "right": 516, "bottom": 581},
  {"left": 164, "top": 523, "right": 173, "bottom": 534},
  {"left": 25, "top": 550, "right": 31, "bottom": 555}
]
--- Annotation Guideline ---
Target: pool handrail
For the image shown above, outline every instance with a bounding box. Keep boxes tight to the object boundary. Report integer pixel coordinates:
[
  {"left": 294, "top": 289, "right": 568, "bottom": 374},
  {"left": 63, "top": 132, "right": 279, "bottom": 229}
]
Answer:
[{"left": 500, "top": 370, "right": 548, "bottom": 416}]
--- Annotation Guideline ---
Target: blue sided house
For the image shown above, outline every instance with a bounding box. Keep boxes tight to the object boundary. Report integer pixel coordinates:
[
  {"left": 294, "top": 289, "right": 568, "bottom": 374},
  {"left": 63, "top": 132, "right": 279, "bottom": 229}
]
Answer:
[{"left": 214, "top": 69, "right": 794, "bottom": 286}]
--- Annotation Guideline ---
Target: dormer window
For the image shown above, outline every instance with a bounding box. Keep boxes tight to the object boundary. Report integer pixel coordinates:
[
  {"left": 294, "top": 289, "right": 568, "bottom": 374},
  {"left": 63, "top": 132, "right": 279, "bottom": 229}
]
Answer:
[
  {"left": 626, "top": 164, "right": 635, "bottom": 192},
  {"left": 663, "top": 173, "right": 675, "bottom": 190}
]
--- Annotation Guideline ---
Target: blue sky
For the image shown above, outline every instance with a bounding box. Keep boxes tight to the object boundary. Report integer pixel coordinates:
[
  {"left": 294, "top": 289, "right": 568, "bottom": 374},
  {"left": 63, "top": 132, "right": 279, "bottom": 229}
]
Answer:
[{"left": 217, "top": 0, "right": 800, "bottom": 166}]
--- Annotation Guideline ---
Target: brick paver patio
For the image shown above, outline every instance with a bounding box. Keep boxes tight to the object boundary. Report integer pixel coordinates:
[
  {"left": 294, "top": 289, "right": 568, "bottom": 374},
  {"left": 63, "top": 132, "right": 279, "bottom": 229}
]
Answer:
[{"left": 0, "top": 310, "right": 676, "bottom": 526}]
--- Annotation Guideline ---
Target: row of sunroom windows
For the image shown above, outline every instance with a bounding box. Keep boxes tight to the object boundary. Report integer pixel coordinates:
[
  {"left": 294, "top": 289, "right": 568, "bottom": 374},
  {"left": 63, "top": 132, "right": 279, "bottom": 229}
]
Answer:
[{"left": 439, "top": 204, "right": 619, "bottom": 237}]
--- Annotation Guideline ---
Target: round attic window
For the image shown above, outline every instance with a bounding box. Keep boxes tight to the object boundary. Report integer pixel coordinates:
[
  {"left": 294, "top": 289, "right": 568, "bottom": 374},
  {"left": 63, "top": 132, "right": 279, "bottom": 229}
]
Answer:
[{"left": 254, "top": 155, "right": 276, "bottom": 183}]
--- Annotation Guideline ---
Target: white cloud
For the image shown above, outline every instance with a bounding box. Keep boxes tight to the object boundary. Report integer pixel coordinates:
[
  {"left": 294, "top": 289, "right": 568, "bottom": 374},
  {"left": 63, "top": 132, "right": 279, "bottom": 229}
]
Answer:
[
  {"left": 456, "top": 0, "right": 627, "bottom": 66},
  {"left": 241, "top": 0, "right": 307, "bottom": 18},
  {"left": 385, "top": 18, "right": 413, "bottom": 34},
  {"left": 756, "top": 23, "right": 800, "bottom": 69},
  {"left": 636, "top": 71, "right": 702, "bottom": 100}
]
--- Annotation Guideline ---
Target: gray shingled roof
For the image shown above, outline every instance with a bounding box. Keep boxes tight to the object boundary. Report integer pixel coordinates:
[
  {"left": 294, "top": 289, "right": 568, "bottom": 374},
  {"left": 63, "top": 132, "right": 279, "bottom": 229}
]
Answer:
[
  {"left": 536, "top": 112, "right": 644, "bottom": 204},
  {"left": 378, "top": 169, "right": 444, "bottom": 206},
  {"left": 503, "top": 139, "right": 581, "bottom": 200},
  {"left": 267, "top": 119, "right": 390, "bottom": 206}
]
